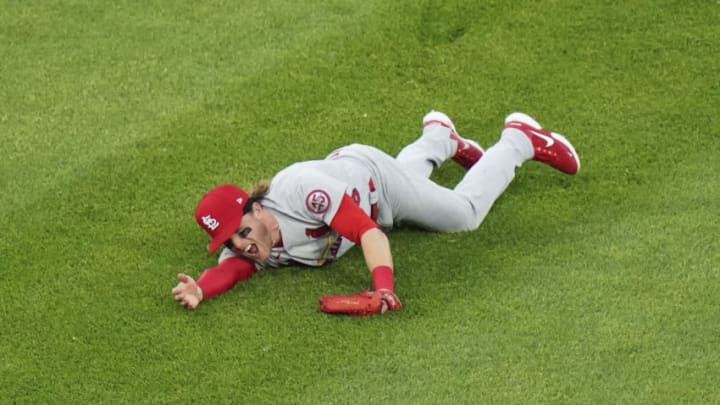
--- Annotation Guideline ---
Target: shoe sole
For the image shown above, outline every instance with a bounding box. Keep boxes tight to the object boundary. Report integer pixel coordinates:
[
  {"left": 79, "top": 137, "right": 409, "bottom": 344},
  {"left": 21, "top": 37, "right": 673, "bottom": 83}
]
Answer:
[
  {"left": 423, "top": 110, "right": 457, "bottom": 133},
  {"left": 549, "top": 131, "right": 581, "bottom": 173},
  {"left": 505, "top": 112, "right": 541, "bottom": 129},
  {"left": 425, "top": 110, "right": 484, "bottom": 152}
]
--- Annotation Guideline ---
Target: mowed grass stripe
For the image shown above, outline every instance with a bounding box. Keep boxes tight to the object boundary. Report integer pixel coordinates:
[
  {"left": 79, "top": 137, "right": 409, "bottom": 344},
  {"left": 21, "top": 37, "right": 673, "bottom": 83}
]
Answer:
[{"left": 0, "top": 1, "right": 377, "bottom": 219}]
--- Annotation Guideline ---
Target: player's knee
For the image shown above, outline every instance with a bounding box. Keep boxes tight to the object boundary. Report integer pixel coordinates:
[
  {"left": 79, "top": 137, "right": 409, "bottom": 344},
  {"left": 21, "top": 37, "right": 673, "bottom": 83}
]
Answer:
[
  {"left": 444, "top": 212, "right": 482, "bottom": 232},
  {"left": 463, "top": 207, "right": 486, "bottom": 231}
]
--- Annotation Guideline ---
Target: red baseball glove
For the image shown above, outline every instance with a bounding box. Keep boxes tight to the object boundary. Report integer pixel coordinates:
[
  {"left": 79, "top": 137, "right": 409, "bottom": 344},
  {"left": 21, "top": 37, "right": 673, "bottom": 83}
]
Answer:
[{"left": 319, "top": 289, "right": 402, "bottom": 316}]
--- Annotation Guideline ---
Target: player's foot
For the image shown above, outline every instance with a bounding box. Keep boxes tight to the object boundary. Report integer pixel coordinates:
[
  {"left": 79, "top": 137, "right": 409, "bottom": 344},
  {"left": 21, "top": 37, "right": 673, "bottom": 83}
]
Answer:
[
  {"left": 504, "top": 112, "right": 580, "bottom": 175},
  {"left": 423, "top": 110, "right": 484, "bottom": 170}
]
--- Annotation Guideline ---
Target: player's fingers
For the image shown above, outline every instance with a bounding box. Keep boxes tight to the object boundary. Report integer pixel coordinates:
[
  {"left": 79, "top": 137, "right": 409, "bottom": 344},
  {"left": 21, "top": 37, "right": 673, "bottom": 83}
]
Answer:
[
  {"left": 177, "top": 273, "right": 189, "bottom": 282},
  {"left": 184, "top": 298, "right": 197, "bottom": 310}
]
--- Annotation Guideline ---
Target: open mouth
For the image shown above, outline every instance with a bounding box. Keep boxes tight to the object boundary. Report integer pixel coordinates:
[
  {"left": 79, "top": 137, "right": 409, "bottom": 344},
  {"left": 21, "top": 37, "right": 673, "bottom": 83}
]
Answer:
[{"left": 244, "top": 243, "right": 258, "bottom": 255}]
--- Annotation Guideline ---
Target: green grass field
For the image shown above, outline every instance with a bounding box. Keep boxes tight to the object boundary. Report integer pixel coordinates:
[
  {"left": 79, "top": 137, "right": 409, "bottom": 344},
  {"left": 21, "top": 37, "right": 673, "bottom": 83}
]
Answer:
[{"left": 2, "top": 0, "right": 719, "bottom": 403}]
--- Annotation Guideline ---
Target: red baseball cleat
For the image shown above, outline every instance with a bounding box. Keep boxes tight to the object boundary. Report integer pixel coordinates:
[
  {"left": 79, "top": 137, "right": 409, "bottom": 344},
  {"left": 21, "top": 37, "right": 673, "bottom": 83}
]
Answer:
[
  {"left": 423, "top": 110, "right": 484, "bottom": 170},
  {"left": 504, "top": 112, "right": 580, "bottom": 175}
]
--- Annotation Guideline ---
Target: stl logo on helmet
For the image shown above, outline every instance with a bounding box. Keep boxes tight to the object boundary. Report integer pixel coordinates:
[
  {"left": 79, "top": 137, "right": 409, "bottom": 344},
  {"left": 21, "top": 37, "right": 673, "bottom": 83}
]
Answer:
[
  {"left": 306, "top": 190, "right": 330, "bottom": 214},
  {"left": 202, "top": 215, "right": 220, "bottom": 231}
]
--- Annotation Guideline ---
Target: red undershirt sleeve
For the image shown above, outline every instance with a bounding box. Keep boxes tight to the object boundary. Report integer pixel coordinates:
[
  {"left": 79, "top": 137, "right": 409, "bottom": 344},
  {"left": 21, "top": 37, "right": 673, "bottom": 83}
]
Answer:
[
  {"left": 197, "top": 256, "right": 257, "bottom": 300},
  {"left": 329, "top": 194, "right": 379, "bottom": 245}
]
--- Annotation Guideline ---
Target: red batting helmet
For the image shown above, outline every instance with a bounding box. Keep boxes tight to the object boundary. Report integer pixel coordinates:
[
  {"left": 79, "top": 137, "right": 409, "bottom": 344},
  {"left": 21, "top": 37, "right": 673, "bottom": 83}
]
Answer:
[{"left": 194, "top": 184, "right": 249, "bottom": 253}]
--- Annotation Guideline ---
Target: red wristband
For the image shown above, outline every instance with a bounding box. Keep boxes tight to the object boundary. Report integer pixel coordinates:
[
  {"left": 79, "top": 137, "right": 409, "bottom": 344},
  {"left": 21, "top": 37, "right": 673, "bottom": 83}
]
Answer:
[{"left": 371, "top": 265, "right": 394, "bottom": 292}]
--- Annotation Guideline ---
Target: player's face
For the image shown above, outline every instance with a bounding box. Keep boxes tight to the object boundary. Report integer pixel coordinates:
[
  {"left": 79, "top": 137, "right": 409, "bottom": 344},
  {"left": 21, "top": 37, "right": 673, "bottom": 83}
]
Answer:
[{"left": 224, "top": 213, "right": 273, "bottom": 262}]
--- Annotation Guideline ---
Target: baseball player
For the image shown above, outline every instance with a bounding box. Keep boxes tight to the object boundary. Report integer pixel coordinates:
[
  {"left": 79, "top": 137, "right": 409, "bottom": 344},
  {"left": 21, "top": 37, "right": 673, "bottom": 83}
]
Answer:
[{"left": 172, "top": 111, "right": 580, "bottom": 316}]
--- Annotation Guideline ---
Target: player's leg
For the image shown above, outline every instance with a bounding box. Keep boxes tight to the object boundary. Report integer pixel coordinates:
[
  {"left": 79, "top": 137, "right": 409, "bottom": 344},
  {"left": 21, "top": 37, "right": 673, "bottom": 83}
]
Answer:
[
  {"left": 379, "top": 167, "right": 481, "bottom": 232},
  {"left": 395, "top": 111, "right": 484, "bottom": 178},
  {"left": 452, "top": 112, "right": 581, "bottom": 226},
  {"left": 385, "top": 140, "right": 520, "bottom": 232},
  {"left": 386, "top": 112, "right": 580, "bottom": 232}
]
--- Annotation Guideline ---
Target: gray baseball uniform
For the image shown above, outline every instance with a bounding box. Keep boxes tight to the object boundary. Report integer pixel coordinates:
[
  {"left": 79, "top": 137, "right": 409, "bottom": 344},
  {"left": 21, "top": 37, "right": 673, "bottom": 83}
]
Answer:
[{"left": 219, "top": 123, "right": 528, "bottom": 268}]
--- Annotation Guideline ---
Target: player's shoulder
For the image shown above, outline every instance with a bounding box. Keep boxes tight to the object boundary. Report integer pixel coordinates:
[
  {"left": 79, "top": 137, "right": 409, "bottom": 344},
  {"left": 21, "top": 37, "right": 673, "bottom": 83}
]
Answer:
[
  {"left": 268, "top": 160, "right": 346, "bottom": 212},
  {"left": 272, "top": 160, "right": 331, "bottom": 184}
]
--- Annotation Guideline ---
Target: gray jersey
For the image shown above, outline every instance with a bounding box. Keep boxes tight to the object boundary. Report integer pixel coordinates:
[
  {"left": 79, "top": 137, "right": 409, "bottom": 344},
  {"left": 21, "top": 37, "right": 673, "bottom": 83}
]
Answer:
[{"left": 221, "top": 146, "right": 381, "bottom": 269}]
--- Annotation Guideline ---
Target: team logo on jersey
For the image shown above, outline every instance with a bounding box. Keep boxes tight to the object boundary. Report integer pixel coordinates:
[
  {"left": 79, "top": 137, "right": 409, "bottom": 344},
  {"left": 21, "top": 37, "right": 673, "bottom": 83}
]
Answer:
[
  {"left": 202, "top": 215, "right": 220, "bottom": 231},
  {"left": 305, "top": 189, "right": 331, "bottom": 214}
]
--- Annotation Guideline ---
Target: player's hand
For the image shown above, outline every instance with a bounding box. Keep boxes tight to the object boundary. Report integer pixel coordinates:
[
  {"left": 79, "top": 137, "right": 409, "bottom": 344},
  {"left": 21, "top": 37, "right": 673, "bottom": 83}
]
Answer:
[
  {"left": 172, "top": 273, "right": 203, "bottom": 310},
  {"left": 377, "top": 289, "right": 402, "bottom": 313}
]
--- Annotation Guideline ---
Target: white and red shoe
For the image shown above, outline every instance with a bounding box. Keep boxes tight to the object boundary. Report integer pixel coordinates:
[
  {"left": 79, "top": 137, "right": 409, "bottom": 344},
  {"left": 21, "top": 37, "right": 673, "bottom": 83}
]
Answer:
[
  {"left": 423, "top": 110, "right": 484, "bottom": 170},
  {"left": 504, "top": 112, "right": 580, "bottom": 175}
]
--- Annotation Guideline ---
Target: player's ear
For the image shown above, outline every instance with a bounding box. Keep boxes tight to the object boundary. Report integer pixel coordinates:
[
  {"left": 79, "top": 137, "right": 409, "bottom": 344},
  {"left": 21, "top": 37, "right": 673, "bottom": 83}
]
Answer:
[{"left": 251, "top": 201, "right": 263, "bottom": 216}]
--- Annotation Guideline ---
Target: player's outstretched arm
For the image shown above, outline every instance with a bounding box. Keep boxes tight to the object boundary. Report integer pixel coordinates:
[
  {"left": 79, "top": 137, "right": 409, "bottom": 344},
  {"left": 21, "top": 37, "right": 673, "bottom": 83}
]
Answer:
[
  {"left": 323, "top": 196, "right": 401, "bottom": 316},
  {"left": 172, "top": 257, "right": 257, "bottom": 310}
]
